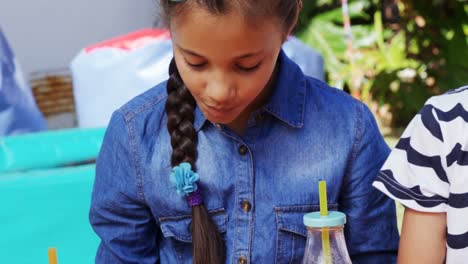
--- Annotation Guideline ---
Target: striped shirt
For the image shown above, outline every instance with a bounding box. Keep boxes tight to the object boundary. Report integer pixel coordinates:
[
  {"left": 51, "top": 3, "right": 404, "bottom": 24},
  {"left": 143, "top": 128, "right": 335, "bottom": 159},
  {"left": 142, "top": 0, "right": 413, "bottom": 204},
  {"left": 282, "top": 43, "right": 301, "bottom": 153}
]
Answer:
[{"left": 373, "top": 86, "right": 468, "bottom": 263}]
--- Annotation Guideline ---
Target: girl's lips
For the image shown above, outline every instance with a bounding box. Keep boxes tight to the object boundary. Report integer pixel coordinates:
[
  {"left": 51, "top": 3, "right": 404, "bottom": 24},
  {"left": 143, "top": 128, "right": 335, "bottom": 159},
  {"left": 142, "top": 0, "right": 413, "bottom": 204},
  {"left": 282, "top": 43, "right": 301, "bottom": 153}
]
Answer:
[
  {"left": 205, "top": 103, "right": 235, "bottom": 112},
  {"left": 204, "top": 103, "right": 236, "bottom": 116}
]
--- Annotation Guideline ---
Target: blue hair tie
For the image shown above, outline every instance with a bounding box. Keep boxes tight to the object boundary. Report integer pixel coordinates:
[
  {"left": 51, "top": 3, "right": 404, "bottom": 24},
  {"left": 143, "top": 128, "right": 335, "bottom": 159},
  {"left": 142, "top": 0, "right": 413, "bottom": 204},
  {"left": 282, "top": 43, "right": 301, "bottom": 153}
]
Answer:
[{"left": 170, "top": 162, "right": 203, "bottom": 206}]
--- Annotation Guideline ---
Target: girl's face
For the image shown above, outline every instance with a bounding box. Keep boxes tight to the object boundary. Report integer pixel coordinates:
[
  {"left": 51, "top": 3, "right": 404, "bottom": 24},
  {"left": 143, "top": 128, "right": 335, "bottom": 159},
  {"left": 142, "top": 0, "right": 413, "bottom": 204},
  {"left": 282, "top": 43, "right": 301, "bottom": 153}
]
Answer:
[{"left": 170, "top": 7, "right": 285, "bottom": 128}]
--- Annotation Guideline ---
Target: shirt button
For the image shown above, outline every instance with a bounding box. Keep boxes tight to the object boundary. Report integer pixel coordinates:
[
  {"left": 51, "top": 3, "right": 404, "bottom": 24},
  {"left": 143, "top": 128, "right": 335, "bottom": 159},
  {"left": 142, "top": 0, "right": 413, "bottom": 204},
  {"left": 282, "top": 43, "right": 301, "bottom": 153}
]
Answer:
[
  {"left": 215, "top": 123, "right": 222, "bottom": 130},
  {"left": 238, "top": 256, "right": 247, "bottom": 264},
  {"left": 241, "top": 200, "right": 251, "bottom": 213},
  {"left": 238, "top": 145, "right": 248, "bottom": 155},
  {"left": 255, "top": 113, "right": 265, "bottom": 122}
]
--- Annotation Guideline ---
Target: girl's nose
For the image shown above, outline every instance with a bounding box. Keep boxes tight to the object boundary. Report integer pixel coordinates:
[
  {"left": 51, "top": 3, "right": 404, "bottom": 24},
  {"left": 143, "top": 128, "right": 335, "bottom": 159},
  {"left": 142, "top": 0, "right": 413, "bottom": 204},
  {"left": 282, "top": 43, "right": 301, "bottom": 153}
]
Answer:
[{"left": 205, "top": 74, "right": 235, "bottom": 106}]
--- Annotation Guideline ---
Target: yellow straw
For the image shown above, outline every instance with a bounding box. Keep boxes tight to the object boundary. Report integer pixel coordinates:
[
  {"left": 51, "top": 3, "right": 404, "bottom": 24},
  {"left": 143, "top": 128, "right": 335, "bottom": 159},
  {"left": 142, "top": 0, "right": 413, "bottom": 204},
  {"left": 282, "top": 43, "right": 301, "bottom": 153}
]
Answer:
[
  {"left": 319, "top": 181, "right": 332, "bottom": 264},
  {"left": 48, "top": 248, "right": 58, "bottom": 264},
  {"left": 319, "top": 181, "right": 328, "bottom": 216},
  {"left": 322, "top": 228, "right": 332, "bottom": 264}
]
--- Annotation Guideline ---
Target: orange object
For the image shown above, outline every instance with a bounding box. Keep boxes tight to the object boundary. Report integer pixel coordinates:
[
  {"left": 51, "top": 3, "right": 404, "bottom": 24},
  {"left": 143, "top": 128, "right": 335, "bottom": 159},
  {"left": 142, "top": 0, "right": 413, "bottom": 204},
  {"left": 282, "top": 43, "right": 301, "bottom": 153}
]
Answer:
[{"left": 48, "top": 248, "right": 58, "bottom": 264}]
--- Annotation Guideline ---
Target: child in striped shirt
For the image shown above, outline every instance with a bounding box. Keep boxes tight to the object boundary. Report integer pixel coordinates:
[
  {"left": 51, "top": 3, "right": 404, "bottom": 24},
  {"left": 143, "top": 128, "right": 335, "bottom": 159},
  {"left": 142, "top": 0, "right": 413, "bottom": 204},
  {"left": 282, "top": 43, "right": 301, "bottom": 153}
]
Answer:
[{"left": 373, "top": 86, "right": 468, "bottom": 264}]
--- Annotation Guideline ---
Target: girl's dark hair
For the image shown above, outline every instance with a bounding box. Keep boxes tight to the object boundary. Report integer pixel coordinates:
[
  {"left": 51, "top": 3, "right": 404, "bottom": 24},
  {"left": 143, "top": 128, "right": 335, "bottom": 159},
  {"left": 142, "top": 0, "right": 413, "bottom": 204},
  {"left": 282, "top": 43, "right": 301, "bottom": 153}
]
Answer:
[
  {"left": 160, "top": 0, "right": 301, "bottom": 33},
  {"left": 163, "top": 1, "right": 301, "bottom": 263},
  {"left": 165, "top": 59, "right": 225, "bottom": 263}
]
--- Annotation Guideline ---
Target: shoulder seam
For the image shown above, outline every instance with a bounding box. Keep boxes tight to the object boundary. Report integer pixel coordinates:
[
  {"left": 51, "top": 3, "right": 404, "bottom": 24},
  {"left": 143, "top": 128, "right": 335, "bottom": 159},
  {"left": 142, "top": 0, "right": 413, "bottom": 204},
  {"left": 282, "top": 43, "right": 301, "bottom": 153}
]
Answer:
[
  {"left": 121, "top": 92, "right": 168, "bottom": 123},
  {"left": 346, "top": 102, "right": 364, "bottom": 179},
  {"left": 117, "top": 109, "right": 147, "bottom": 202}
]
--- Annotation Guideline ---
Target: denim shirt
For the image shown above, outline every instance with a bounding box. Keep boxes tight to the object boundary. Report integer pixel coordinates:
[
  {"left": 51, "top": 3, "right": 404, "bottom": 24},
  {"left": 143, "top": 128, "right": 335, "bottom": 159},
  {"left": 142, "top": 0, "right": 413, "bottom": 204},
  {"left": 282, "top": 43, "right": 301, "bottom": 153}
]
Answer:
[{"left": 90, "top": 50, "right": 399, "bottom": 264}]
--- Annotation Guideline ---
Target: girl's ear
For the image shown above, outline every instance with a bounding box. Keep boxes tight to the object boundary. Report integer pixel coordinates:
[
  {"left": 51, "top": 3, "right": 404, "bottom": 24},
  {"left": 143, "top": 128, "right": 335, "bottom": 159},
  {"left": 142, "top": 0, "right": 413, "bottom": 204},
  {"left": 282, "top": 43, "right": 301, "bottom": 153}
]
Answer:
[
  {"left": 284, "top": 0, "right": 303, "bottom": 40},
  {"left": 298, "top": 0, "right": 303, "bottom": 12}
]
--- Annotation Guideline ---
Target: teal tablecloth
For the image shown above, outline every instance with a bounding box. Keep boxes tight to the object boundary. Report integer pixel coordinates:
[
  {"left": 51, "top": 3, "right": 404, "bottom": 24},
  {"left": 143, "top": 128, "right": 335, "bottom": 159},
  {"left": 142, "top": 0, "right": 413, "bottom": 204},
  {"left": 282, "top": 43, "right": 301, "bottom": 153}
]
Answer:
[
  {"left": 0, "top": 128, "right": 105, "bottom": 263},
  {"left": 0, "top": 164, "right": 99, "bottom": 263}
]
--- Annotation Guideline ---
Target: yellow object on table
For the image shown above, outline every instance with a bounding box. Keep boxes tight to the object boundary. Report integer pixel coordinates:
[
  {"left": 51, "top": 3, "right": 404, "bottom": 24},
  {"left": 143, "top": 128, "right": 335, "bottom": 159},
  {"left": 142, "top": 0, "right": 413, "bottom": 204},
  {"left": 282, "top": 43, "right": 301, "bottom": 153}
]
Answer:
[
  {"left": 48, "top": 248, "right": 58, "bottom": 264},
  {"left": 319, "top": 180, "right": 332, "bottom": 264}
]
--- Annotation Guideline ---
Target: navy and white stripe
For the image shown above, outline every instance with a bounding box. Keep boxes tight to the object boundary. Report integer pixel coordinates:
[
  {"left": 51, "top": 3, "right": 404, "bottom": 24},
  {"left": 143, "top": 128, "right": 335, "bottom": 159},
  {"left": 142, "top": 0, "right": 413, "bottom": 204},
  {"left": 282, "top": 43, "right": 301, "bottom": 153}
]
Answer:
[{"left": 373, "top": 86, "right": 468, "bottom": 263}]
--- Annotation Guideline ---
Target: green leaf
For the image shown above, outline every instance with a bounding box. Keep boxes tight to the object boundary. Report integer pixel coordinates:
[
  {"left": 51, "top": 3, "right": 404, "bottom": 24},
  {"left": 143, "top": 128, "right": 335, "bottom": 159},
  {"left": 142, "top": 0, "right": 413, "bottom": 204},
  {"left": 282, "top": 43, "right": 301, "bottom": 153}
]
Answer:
[{"left": 314, "top": 0, "right": 371, "bottom": 23}]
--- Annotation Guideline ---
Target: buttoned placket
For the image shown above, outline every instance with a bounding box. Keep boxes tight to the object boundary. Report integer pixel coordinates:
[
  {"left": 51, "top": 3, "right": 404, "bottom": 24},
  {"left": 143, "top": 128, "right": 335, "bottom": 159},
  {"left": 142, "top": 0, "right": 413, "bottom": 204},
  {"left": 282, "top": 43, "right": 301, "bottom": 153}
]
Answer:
[{"left": 218, "top": 122, "right": 261, "bottom": 264}]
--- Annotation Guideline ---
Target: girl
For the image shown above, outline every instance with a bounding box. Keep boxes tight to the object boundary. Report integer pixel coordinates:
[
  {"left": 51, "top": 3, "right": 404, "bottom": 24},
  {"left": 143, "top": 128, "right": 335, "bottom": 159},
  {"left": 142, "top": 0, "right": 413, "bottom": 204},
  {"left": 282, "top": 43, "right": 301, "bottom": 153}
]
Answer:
[
  {"left": 90, "top": 0, "right": 399, "bottom": 263},
  {"left": 374, "top": 86, "right": 468, "bottom": 263}
]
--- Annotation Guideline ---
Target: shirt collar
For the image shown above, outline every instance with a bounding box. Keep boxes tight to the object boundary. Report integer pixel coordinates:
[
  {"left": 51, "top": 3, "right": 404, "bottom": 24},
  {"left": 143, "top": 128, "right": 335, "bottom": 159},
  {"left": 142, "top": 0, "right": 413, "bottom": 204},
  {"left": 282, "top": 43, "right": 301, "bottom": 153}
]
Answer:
[
  {"left": 194, "top": 49, "right": 306, "bottom": 131},
  {"left": 194, "top": 105, "right": 206, "bottom": 132},
  {"left": 262, "top": 49, "right": 306, "bottom": 128}
]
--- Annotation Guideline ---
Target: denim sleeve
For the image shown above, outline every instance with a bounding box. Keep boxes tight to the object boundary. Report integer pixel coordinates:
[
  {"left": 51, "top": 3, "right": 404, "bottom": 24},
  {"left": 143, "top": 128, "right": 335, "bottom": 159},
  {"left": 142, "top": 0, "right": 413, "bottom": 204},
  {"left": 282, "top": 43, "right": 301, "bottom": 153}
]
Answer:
[
  {"left": 89, "top": 111, "right": 159, "bottom": 264},
  {"left": 339, "top": 103, "right": 399, "bottom": 264}
]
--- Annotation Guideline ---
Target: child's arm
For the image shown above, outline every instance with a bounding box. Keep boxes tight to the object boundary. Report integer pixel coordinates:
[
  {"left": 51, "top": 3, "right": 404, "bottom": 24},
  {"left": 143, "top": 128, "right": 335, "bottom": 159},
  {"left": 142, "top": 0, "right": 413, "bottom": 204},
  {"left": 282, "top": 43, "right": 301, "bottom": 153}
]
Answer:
[
  {"left": 398, "top": 208, "right": 447, "bottom": 264},
  {"left": 89, "top": 111, "right": 159, "bottom": 263},
  {"left": 340, "top": 103, "right": 399, "bottom": 263}
]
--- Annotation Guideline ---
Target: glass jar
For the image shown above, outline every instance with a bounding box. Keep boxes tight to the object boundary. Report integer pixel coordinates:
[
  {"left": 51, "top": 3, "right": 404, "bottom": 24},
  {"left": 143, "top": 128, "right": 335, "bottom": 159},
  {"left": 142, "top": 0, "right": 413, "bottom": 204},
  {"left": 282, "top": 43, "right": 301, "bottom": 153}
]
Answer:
[{"left": 302, "top": 211, "right": 352, "bottom": 264}]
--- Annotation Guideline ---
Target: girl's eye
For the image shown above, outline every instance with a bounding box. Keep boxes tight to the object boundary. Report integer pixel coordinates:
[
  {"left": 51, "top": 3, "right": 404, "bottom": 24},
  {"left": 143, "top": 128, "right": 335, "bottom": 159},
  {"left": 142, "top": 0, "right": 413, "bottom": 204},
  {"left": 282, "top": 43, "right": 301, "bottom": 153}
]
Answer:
[
  {"left": 236, "top": 62, "right": 261, "bottom": 73},
  {"left": 185, "top": 60, "right": 206, "bottom": 69}
]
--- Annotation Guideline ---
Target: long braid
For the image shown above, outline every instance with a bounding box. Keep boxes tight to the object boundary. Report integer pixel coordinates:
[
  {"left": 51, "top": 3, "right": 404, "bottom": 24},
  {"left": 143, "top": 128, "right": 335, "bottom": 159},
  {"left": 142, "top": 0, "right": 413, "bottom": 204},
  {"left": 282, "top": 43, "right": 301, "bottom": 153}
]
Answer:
[
  {"left": 165, "top": 58, "right": 225, "bottom": 264},
  {"left": 166, "top": 59, "right": 198, "bottom": 167}
]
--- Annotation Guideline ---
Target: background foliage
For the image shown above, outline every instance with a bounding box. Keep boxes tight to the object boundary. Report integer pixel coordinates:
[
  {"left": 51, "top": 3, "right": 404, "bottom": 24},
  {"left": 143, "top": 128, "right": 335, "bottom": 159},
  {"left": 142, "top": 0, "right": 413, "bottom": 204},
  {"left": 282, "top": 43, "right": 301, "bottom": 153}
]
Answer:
[{"left": 296, "top": 0, "right": 468, "bottom": 135}]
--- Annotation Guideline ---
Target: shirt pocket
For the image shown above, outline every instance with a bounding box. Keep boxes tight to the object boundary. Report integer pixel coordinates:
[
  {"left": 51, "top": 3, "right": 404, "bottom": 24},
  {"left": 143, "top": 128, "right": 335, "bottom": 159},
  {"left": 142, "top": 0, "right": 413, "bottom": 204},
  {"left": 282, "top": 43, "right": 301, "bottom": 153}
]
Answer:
[
  {"left": 159, "top": 207, "right": 227, "bottom": 263},
  {"left": 274, "top": 204, "right": 338, "bottom": 264}
]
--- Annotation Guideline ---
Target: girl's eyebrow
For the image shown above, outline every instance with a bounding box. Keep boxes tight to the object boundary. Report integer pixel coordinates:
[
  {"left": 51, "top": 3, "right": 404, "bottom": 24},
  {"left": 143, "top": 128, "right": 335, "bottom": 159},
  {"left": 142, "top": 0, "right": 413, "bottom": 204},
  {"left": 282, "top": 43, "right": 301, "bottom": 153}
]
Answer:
[
  {"left": 177, "top": 44, "right": 263, "bottom": 59},
  {"left": 235, "top": 50, "right": 263, "bottom": 59},
  {"left": 178, "top": 45, "right": 204, "bottom": 57}
]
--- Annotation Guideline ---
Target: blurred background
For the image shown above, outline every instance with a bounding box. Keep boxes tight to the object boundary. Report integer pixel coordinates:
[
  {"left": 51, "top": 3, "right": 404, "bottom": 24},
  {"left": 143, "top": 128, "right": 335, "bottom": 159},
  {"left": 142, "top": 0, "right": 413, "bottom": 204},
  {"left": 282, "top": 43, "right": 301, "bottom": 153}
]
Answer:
[
  {"left": 0, "top": 0, "right": 157, "bottom": 130},
  {"left": 0, "top": 0, "right": 467, "bottom": 263},
  {"left": 297, "top": 0, "right": 468, "bottom": 137}
]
